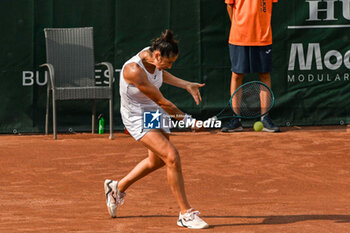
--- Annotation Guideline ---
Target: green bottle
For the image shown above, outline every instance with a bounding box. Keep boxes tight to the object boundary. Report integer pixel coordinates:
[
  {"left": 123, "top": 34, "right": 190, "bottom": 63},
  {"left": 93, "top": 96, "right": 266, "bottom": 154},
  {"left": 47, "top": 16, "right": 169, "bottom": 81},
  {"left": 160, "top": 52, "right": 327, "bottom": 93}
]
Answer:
[{"left": 98, "top": 114, "right": 105, "bottom": 134}]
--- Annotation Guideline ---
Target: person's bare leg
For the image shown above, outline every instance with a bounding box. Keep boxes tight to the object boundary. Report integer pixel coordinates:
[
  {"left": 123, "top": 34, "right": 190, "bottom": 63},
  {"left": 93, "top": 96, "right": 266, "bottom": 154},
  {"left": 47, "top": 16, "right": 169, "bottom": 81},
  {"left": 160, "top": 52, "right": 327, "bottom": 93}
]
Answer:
[
  {"left": 117, "top": 148, "right": 165, "bottom": 193},
  {"left": 258, "top": 72, "right": 271, "bottom": 88},
  {"left": 139, "top": 130, "right": 191, "bottom": 214},
  {"left": 230, "top": 72, "right": 244, "bottom": 112},
  {"left": 258, "top": 72, "right": 271, "bottom": 114},
  {"left": 104, "top": 131, "right": 167, "bottom": 218}
]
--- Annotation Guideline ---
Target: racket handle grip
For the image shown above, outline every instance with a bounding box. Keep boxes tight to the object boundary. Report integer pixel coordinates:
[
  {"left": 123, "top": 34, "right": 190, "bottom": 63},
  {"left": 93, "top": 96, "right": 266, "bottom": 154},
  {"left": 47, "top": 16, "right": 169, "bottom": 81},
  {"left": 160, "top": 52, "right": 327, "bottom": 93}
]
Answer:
[{"left": 208, "top": 116, "right": 218, "bottom": 121}]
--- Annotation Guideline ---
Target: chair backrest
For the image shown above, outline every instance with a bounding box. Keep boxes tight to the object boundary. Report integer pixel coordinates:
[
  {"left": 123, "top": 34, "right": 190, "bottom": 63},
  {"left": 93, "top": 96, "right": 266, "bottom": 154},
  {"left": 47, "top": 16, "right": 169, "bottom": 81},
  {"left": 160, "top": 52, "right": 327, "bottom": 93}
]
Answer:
[{"left": 44, "top": 27, "right": 95, "bottom": 88}]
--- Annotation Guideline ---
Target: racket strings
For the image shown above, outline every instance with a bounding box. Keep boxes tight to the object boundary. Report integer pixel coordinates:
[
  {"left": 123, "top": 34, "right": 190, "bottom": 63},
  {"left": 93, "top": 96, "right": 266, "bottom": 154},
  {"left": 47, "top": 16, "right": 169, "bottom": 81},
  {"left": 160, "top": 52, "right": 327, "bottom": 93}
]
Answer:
[{"left": 231, "top": 83, "right": 273, "bottom": 118}]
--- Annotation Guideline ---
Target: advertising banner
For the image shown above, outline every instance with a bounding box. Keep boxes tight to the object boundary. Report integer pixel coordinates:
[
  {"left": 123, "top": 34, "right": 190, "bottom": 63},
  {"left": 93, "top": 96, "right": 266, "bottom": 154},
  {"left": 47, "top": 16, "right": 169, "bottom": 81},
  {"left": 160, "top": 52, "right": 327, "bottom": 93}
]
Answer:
[
  {"left": 0, "top": 0, "right": 349, "bottom": 133},
  {"left": 273, "top": 0, "right": 350, "bottom": 126}
]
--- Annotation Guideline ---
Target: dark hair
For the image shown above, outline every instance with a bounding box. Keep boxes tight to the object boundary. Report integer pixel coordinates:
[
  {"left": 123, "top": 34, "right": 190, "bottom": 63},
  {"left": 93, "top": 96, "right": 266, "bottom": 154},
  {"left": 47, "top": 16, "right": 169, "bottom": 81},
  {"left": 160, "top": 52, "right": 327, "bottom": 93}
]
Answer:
[{"left": 150, "top": 29, "right": 179, "bottom": 58}]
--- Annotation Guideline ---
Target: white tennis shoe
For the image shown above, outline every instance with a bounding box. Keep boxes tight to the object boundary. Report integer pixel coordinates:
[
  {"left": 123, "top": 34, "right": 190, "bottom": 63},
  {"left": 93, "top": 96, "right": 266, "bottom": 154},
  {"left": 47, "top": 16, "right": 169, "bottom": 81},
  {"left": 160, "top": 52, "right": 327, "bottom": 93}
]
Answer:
[
  {"left": 104, "top": 179, "right": 126, "bottom": 218},
  {"left": 177, "top": 208, "right": 209, "bottom": 229}
]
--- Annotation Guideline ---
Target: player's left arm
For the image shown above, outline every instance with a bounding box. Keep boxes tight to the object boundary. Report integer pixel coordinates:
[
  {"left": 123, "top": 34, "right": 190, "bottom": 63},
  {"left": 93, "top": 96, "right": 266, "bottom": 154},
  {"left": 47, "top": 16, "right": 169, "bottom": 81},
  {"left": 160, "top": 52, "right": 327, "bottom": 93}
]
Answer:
[{"left": 163, "top": 70, "right": 205, "bottom": 105}]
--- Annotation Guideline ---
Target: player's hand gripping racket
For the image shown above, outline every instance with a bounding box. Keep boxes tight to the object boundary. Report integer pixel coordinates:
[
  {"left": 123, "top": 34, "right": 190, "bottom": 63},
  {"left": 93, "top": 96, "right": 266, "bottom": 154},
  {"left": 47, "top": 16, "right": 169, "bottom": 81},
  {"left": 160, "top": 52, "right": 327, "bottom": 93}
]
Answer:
[{"left": 210, "top": 81, "right": 275, "bottom": 121}]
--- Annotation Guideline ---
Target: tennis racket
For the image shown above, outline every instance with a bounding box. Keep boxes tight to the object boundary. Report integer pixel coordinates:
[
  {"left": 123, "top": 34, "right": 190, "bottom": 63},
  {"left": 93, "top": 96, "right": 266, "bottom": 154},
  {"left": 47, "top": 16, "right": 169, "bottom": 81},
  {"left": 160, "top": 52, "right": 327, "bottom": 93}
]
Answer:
[{"left": 211, "top": 81, "right": 275, "bottom": 121}]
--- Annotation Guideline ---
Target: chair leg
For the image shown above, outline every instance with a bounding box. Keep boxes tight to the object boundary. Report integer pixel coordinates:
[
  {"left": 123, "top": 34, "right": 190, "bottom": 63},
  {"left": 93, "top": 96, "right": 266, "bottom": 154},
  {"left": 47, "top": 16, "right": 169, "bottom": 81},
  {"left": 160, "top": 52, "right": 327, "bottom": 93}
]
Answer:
[
  {"left": 45, "top": 87, "right": 50, "bottom": 135},
  {"left": 92, "top": 100, "right": 96, "bottom": 134},
  {"left": 52, "top": 94, "right": 57, "bottom": 140},
  {"left": 109, "top": 98, "right": 114, "bottom": 140}
]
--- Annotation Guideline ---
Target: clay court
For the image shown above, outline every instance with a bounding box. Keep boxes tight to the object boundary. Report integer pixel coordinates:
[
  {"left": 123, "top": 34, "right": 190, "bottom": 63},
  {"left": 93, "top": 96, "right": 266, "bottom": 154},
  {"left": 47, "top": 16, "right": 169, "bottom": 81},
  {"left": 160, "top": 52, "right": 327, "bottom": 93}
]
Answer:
[{"left": 1, "top": 127, "right": 350, "bottom": 233}]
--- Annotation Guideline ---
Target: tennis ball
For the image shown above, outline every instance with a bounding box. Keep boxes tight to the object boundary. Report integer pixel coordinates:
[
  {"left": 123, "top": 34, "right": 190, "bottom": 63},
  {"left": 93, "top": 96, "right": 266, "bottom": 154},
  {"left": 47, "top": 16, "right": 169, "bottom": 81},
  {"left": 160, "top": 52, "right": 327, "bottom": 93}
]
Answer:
[{"left": 253, "top": 121, "right": 264, "bottom": 132}]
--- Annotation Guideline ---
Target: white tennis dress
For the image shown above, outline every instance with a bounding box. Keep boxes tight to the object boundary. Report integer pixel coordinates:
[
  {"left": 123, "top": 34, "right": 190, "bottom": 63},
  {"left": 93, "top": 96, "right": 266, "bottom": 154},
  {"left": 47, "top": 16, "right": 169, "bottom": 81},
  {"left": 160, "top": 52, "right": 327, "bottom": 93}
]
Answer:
[{"left": 119, "top": 47, "right": 171, "bottom": 140}]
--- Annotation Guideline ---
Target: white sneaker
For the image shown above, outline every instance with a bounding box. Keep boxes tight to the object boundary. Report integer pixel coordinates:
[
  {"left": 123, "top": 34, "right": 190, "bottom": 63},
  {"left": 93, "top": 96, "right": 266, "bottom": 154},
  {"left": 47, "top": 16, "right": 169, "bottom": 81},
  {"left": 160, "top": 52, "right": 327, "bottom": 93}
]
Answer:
[
  {"left": 177, "top": 208, "right": 209, "bottom": 229},
  {"left": 104, "top": 179, "right": 126, "bottom": 218}
]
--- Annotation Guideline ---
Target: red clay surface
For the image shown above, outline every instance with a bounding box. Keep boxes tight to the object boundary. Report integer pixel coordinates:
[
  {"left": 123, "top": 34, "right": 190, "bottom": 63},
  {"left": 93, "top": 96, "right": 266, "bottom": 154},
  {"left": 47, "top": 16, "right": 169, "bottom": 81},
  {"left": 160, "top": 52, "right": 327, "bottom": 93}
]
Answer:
[{"left": 1, "top": 126, "right": 350, "bottom": 233}]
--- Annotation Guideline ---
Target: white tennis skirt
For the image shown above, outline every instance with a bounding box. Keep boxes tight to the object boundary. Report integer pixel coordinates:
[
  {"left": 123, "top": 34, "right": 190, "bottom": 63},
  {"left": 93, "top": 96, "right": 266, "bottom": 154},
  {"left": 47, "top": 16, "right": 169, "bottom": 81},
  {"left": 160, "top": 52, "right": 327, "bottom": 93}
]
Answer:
[{"left": 121, "top": 106, "right": 171, "bottom": 141}]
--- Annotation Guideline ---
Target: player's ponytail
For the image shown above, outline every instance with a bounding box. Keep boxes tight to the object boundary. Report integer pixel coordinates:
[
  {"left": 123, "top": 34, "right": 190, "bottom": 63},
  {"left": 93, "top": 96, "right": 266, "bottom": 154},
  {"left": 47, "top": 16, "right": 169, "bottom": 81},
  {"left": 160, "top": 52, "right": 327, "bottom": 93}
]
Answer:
[{"left": 150, "top": 29, "right": 179, "bottom": 58}]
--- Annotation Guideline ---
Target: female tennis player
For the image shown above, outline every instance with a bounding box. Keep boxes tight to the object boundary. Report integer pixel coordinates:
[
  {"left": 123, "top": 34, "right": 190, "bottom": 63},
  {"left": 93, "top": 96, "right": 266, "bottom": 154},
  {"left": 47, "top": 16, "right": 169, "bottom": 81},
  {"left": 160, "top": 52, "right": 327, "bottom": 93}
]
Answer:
[{"left": 104, "top": 29, "right": 209, "bottom": 229}]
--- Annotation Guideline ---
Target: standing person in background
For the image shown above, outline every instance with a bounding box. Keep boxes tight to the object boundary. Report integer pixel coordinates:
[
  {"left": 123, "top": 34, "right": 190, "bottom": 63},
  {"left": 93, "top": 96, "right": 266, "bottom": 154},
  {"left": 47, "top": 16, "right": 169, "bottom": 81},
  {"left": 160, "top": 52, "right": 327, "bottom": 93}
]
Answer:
[{"left": 222, "top": 0, "right": 280, "bottom": 133}]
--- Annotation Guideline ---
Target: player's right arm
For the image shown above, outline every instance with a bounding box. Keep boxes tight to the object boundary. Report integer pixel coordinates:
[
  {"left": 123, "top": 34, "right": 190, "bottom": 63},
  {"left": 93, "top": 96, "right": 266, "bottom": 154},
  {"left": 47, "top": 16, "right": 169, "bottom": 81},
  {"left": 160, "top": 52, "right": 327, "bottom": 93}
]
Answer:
[
  {"left": 225, "top": 0, "right": 234, "bottom": 20},
  {"left": 123, "top": 63, "right": 185, "bottom": 121}
]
